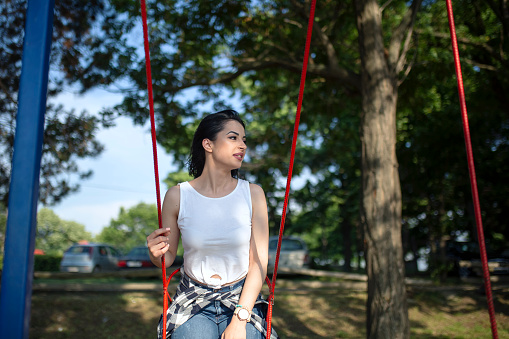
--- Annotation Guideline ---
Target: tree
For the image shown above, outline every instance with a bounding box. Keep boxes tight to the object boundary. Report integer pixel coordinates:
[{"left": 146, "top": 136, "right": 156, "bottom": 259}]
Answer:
[
  {"left": 0, "top": 0, "right": 119, "bottom": 206},
  {"left": 96, "top": 202, "right": 158, "bottom": 253},
  {"left": 36, "top": 208, "right": 93, "bottom": 255},
  {"left": 164, "top": 170, "right": 194, "bottom": 188},
  {"left": 99, "top": 0, "right": 425, "bottom": 336},
  {"left": 290, "top": 107, "right": 362, "bottom": 270},
  {"left": 397, "top": 0, "right": 509, "bottom": 279},
  {"left": 291, "top": 169, "right": 361, "bottom": 270},
  {"left": 354, "top": 0, "right": 423, "bottom": 335},
  {"left": 0, "top": 203, "right": 7, "bottom": 258}
]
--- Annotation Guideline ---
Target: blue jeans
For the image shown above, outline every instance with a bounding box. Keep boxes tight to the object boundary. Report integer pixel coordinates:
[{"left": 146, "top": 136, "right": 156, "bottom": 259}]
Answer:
[{"left": 171, "top": 279, "right": 265, "bottom": 339}]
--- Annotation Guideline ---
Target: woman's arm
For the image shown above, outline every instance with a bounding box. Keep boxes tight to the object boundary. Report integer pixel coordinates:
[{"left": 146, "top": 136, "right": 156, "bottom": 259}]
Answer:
[
  {"left": 146, "top": 185, "right": 181, "bottom": 268},
  {"left": 222, "top": 183, "right": 269, "bottom": 339}
]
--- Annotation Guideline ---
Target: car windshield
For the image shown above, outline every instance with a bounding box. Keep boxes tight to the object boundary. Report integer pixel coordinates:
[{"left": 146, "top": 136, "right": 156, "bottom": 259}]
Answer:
[
  {"left": 128, "top": 247, "right": 148, "bottom": 256},
  {"left": 66, "top": 246, "right": 91, "bottom": 254},
  {"left": 269, "top": 239, "right": 304, "bottom": 251}
]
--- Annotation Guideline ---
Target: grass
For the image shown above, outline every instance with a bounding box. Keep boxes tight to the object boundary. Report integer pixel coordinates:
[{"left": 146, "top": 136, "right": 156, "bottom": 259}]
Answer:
[{"left": 29, "top": 277, "right": 509, "bottom": 338}]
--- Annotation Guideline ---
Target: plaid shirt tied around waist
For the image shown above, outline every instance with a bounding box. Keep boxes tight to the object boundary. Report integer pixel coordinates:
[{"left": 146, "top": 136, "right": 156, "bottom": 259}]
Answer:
[{"left": 157, "top": 269, "right": 279, "bottom": 339}]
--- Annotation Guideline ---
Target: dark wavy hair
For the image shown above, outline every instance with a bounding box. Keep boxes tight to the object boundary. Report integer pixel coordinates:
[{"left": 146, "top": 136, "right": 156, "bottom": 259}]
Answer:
[{"left": 187, "top": 110, "right": 246, "bottom": 178}]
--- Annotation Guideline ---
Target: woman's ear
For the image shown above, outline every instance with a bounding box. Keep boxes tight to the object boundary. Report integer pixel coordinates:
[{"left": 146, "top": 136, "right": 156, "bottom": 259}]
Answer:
[{"left": 202, "top": 138, "right": 213, "bottom": 153}]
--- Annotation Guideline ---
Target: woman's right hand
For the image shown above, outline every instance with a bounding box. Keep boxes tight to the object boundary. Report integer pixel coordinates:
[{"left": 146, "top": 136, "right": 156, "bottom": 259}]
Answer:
[{"left": 146, "top": 228, "right": 171, "bottom": 260}]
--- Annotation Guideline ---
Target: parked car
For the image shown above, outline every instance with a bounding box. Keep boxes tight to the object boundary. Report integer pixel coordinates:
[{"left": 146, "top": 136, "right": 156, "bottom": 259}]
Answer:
[
  {"left": 470, "top": 249, "right": 509, "bottom": 276},
  {"left": 60, "top": 243, "right": 121, "bottom": 273},
  {"left": 446, "top": 241, "right": 480, "bottom": 277},
  {"left": 446, "top": 240, "right": 509, "bottom": 277},
  {"left": 117, "top": 246, "right": 156, "bottom": 269},
  {"left": 268, "top": 235, "right": 310, "bottom": 270}
]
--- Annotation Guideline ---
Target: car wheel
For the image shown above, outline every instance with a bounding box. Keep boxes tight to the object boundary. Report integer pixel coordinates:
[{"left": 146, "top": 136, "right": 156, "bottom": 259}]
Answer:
[{"left": 93, "top": 265, "right": 101, "bottom": 273}]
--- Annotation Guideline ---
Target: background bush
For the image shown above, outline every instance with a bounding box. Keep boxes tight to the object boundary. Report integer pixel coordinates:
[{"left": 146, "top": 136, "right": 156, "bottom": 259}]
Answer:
[{"left": 34, "top": 255, "right": 62, "bottom": 272}]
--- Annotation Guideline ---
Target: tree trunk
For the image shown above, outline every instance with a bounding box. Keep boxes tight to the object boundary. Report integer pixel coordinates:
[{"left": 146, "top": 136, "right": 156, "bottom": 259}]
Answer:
[
  {"left": 354, "top": 0, "right": 410, "bottom": 338},
  {"left": 342, "top": 217, "right": 353, "bottom": 272}
]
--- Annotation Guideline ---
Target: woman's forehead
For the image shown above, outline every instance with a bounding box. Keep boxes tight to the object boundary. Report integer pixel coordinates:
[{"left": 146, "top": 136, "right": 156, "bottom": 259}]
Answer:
[{"left": 223, "top": 120, "right": 245, "bottom": 134}]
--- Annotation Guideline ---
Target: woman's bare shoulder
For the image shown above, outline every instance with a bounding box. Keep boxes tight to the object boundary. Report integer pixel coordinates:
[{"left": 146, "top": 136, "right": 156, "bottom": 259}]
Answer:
[
  {"left": 249, "top": 183, "right": 266, "bottom": 201},
  {"left": 249, "top": 182, "right": 264, "bottom": 192},
  {"left": 163, "top": 185, "right": 181, "bottom": 211},
  {"left": 166, "top": 184, "right": 181, "bottom": 196}
]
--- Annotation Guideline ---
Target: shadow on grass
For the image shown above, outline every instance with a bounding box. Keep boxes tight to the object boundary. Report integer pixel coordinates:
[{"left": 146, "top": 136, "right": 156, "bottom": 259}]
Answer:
[
  {"left": 409, "top": 285, "right": 509, "bottom": 317},
  {"left": 476, "top": 285, "right": 509, "bottom": 318},
  {"left": 407, "top": 285, "right": 509, "bottom": 338},
  {"left": 271, "top": 289, "right": 366, "bottom": 338},
  {"left": 31, "top": 290, "right": 163, "bottom": 339},
  {"left": 29, "top": 278, "right": 509, "bottom": 338}
]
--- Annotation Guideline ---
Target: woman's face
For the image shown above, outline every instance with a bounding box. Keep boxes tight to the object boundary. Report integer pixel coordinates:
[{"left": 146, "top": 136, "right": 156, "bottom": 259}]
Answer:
[{"left": 205, "top": 120, "right": 247, "bottom": 169}]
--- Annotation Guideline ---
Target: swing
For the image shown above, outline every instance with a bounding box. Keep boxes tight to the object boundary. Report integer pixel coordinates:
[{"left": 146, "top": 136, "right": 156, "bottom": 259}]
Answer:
[
  {"left": 139, "top": 0, "right": 316, "bottom": 337},
  {"left": 139, "top": 1, "right": 499, "bottom": 339}
]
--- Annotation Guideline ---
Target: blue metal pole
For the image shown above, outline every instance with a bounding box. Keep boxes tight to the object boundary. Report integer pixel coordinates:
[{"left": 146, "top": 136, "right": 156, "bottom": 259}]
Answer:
[{"left": 0, "top": 0, "right": 55, "bottom": 337}]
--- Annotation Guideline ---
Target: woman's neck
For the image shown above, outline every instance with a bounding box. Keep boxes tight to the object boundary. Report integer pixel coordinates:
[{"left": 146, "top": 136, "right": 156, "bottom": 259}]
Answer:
[{"left": 192, "top": 169, "right": 236, "bottom": 197}]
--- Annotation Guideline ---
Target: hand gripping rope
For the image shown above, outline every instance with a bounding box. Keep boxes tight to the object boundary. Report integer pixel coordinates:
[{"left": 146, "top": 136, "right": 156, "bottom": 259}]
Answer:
[
  {"left": 139, "top": 0, "right": 316, "bottom": 337},
  {"left": 445, "top": 1, "right": 498, "bottom": 338}
]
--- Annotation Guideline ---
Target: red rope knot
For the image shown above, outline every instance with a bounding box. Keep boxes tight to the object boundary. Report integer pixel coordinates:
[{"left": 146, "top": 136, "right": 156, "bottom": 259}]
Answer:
[{"left": 267, "top": 293, "right": 275, "bottom": 306}]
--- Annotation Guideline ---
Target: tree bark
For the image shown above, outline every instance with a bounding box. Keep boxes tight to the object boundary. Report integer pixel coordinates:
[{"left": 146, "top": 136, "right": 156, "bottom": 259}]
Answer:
[
  {"left": 354, "top": 0, "right": 410, "bottom": 338},
  {"left": 342, "top": 215, "right": 353, "bottom": 272}
]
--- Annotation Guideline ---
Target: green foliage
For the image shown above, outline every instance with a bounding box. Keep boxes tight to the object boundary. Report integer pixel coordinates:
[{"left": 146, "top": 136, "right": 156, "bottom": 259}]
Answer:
[
  {"left": 164, "top": 171, "right": 194, "bottom": 188},
  {"left": 397, "top": 0, "right": 509, "bottom": 276},
  {"left": 0, "top": 0, "right": 115, "bottom": 205},
  {"left": 96, "top": 202, "right": 158, "bottom": 253},
  {"left": 0, "top": 202, "right": 6, "bottom": 256},
  {"left": 96, "top": 0, "right": 409, "bottom": 271},
  {"left": 36, "top": 208, "right": 93, "bottom": 255},
  {"left": 36, "top": 0, "right": 507, "bottom": 279},
  {"left": 33, "top": 255, "right": 63, "bottom": 272}
]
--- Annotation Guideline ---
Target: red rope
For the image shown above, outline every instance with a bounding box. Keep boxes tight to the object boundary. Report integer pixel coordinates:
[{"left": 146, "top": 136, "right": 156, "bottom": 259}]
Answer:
[
  {"left": 266, "top": 0, "right": 317, "bottom": 337},
  {"left": 445, "top": 1, "right": 498, "bottom": 338},
  {"left": 140, "top": 0, "right": 316, "bottom": 337},
  {"left": 139, "top": 0, "right": 170, "bottom": 337}
]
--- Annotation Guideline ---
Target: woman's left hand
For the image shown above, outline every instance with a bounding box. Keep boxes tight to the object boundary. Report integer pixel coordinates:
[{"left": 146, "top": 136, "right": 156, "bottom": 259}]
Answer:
[{"left": 221, "top": 318, "right": 247, "bottom": 339}]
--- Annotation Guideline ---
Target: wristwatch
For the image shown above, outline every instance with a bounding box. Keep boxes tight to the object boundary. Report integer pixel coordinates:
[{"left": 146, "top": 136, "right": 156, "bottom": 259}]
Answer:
[{"left": 234, "top": 305, "right": 251, "bottom": 322}]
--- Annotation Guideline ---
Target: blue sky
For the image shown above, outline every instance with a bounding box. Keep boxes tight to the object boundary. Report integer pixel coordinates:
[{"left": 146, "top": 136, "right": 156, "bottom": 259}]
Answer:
[
  {"left": 49, "top": 87, "right": 311, "bottom": 237},
  {"left": 51, "top": 89, "right": 175, "bottom": 236}
]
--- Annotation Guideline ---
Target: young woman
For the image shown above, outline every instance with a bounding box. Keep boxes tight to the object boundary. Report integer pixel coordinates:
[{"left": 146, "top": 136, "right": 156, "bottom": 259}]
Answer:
[{"left": 147, "top": 110, "right": 278, "bottom": 339}]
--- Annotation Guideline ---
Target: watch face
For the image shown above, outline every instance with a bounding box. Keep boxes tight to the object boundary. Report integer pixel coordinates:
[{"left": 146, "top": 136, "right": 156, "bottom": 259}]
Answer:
[{"left": 238, "top": 308, "right": 250, "bottom": 320}]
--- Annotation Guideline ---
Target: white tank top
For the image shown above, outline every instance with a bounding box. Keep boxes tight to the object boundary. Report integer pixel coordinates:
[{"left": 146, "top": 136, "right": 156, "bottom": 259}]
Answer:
[{"left": 178, "top": 179, "right": 252, "bottom": 288}]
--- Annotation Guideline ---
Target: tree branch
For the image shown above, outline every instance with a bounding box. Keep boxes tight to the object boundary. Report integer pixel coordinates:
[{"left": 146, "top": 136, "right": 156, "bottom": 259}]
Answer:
[
  {"left": 289, "top": 0, "right": 340, "bottom": 69},
  {"left": 398, "top": 35, "right": 419, "bottom": 86},
  {"left": 163, "top": 57, "right": 361, "bottom": 93},
  {"left": 288, "top": 0, "right": 359, "bottom": 88},
  {"left": 388, "top": 0, "right": 423, "bottom": 74},
  {"left": 395, "top": 23, "right": 415, "bottom": 75},
  {"left": 312, "top": 19, "right": 341, "bottom": 71},
  {"left": 260, "top": 40, "right": 298, "bottom": 63},
  {"left": 485, "top": 0, "right": 509, "bottom": 40},
  {"left": 380, "top": 0, "right": 395, "bottom": 13},
  {"left": 462, "top": 58, "right": 498, "bottom": 71},
  {"left": 417, "top": 29, "right": 509, "bottom": 69},
  {"left": 0, "top": 79, "right": 17, "bottom": 104}
]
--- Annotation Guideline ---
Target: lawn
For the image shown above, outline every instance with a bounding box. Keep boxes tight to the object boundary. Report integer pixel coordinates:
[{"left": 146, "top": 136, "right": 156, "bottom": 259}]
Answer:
[{"left": 29, "top": 277, "right": 509, "bottom": 338}]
